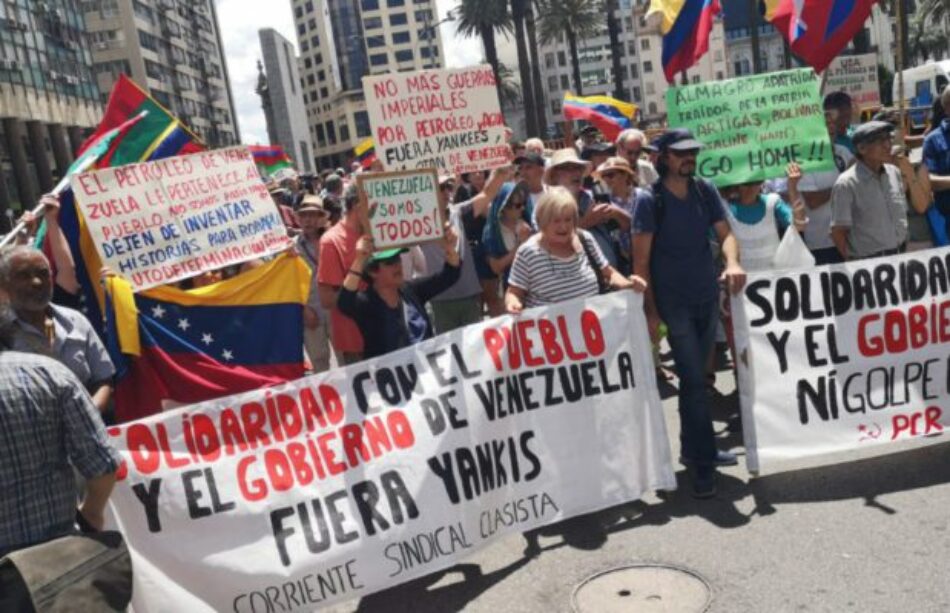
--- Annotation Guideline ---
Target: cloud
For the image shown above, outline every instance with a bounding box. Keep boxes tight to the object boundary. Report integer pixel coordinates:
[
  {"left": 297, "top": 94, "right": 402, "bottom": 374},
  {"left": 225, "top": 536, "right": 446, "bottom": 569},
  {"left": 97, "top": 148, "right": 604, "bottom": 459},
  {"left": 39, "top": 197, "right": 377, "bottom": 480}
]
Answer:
[{"left": 217, "top": 0, "right": 485, "bottom": 146}]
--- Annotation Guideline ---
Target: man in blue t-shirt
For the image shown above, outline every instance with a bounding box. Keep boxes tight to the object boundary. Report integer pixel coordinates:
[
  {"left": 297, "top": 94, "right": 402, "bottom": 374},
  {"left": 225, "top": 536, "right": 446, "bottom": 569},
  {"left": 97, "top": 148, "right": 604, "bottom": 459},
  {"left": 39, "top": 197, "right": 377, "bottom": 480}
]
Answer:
[
  {"left": 923, "top": 88, "right": 950, "bottom": 240},
  {"left": 632, "top": 129, "right": 747, "bottom": 499}
]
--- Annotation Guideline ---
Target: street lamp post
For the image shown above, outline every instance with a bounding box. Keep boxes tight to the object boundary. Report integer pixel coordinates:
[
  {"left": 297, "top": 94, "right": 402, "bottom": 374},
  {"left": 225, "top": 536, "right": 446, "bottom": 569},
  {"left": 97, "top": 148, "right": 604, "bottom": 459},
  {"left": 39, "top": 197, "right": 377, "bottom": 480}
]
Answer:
[{"left": 421, "top": 8, "right": 455, "bottom": 69}]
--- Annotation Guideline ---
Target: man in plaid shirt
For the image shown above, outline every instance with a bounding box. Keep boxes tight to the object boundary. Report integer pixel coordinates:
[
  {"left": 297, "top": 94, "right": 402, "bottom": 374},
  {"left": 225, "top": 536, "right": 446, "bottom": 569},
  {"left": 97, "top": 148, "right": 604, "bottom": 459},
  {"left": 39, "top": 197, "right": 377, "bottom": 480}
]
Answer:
[{"left": 0, "top": 309, "right": 121, "bottom": 557}]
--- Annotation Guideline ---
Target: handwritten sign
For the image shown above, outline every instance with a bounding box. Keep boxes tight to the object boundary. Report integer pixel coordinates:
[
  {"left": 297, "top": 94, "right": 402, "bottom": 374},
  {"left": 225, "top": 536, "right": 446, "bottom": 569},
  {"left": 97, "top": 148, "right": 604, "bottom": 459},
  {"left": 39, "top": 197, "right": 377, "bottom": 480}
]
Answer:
[
  {"left": 667, "top": 68, "right": 835, "bottom": 187},
  {"left": 362, "top": 65, "right": 511, "bottom": 175},
  {"left": 822, "top": 53, "right": 881, "bottom": 110},
  {"left": 106, "top": 292, "right": 676, "bottom": 611},
  {"left": 71, "top": 147, "right": 292, "bottom": 291},
  {"left": 357, "top": 169, "right": 443, "bottom": 250},
  {"left": 732, "top": 248, "right": 950, "bottom": 473}
]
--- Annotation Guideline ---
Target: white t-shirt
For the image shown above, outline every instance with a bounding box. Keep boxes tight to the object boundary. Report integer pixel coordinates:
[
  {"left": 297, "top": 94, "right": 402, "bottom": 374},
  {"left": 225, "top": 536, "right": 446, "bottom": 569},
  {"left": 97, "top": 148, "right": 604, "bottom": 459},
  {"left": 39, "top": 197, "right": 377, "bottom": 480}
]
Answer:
[{"left": 798, "top": 144, "right": 854, "bottom": 250}]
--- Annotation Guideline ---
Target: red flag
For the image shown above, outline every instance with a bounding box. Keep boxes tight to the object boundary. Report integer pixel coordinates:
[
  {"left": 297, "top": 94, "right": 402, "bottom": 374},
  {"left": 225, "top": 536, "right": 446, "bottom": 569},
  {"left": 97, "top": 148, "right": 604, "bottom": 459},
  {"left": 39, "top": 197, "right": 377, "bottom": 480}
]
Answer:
[{"left": 767, "top": 0, "right": 878, "bottom": 73}]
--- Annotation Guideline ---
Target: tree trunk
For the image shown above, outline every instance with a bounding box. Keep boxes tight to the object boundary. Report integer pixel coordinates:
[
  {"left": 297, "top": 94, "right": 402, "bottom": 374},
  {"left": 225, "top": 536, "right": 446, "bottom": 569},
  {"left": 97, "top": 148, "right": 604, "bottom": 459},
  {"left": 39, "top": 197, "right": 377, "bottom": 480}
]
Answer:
[
  {"left": 481, "top": 25, "right": 505, "bottom": 109},
  {"left": 568, "top": 27, "right": 582, "bottom": 95},
  {"left": 511, "top": 0, "right": 538, "bottom": 136},
  {"left": 606, "top": 0, "right": 625, "bottom": 100},
  {"left": 526, "top": 3, "right": 547, "bottom": 135}
]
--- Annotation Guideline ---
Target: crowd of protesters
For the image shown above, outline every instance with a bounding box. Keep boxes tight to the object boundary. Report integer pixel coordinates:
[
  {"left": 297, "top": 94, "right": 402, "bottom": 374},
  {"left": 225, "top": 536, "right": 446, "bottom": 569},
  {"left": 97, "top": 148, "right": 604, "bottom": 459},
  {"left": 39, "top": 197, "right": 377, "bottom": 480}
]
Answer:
[{"left": 1, "top": 86, "right": 949, "bottom": 576}]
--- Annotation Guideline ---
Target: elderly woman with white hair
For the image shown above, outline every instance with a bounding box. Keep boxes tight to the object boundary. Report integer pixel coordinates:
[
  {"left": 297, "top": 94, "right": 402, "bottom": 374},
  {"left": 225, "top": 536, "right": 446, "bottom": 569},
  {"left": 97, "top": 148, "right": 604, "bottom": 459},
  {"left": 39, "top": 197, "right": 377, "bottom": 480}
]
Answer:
[{"left": 505, "top": 187, "right": 641, "bottom": 313}]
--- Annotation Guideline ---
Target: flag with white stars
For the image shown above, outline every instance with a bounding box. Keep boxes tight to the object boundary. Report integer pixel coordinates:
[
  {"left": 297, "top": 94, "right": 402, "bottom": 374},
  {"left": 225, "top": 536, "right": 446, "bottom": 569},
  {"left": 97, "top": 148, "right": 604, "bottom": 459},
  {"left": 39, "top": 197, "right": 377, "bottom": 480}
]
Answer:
[{"left": 104, "top": 253, "right": 311, "bottom": 422}]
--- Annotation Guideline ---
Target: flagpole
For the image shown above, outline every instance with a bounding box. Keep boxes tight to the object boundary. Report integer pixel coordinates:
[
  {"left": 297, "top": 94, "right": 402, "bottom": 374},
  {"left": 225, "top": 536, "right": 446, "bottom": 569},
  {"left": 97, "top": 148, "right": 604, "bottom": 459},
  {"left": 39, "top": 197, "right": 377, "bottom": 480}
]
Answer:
[
  {"left": 895, "top": 0, "right": 906, "bottom": 147},
  {"left": 0, "top": 171, "right": 80, "bottom": 249}
]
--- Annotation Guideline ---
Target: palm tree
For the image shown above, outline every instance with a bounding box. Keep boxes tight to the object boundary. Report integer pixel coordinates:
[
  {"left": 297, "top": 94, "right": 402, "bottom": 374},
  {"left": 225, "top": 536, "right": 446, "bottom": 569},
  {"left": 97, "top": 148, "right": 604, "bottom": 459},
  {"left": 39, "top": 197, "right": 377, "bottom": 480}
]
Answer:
[
  {"left": 496, "top": 63, "right": 523, "bottom": 109},
  {"left": 526, "top": 3, "right": 548, "bottom": 135},
  {"left": 455, "top": 0, "right": 512, "bottom": 104},
  {"left": 604, "top": 0, "right": 625, "bottom": 99},
  {"left": 511, "top": 0, "right": 539, "bottom": 136},
  {"left": 535, "top": 0, "right": 602, "bottom": 95}
]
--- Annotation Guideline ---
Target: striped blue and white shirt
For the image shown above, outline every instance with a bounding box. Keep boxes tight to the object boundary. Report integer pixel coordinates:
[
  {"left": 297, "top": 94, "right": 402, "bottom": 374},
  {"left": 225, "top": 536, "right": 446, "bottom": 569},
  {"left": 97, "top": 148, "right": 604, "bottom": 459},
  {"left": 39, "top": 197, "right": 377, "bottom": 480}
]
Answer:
[
  {"left": 508, "top": 230, "right": 608, "bottom": 308},
  {"left": 0, "top": 351, "right": 121, "bottom": 555}
]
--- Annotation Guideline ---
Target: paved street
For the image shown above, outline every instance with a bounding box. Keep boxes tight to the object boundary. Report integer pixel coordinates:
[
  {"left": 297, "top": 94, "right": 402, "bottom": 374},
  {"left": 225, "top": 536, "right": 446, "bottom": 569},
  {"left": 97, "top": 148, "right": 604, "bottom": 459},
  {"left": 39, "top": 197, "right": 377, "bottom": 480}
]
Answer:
[{"left": 330, "top": 351, "right": 950, "bottom": 613}]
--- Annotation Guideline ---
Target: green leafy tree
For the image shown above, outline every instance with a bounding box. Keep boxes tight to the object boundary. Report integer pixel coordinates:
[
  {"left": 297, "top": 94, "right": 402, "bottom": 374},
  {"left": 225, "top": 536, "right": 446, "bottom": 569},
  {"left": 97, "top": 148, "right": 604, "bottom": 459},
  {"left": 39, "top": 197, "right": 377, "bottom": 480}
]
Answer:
[{"left": 455, "top": 0, "right": 512, "bottom": 104}]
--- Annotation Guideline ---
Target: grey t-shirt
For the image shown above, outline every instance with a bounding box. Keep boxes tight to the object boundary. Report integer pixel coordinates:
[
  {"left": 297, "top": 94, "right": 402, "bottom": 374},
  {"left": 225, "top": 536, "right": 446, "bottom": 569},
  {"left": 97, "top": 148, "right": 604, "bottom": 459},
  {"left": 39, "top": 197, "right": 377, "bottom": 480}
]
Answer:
[
  {"left": 831, "top": 161, "right": 908, "bottom": 258},
  {"left": 420, "top": 200, "right": 482, "bottom": 302}
]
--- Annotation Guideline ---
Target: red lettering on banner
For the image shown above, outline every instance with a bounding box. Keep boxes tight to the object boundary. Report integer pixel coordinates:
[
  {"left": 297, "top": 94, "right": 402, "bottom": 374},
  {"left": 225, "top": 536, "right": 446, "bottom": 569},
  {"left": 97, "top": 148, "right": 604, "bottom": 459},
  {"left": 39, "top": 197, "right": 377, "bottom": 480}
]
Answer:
[
  {"left": 891, "top": 406, "right": 944, "bottom": 440},
  {"left": 484, "top": 311, "right": 606, "bottom": 372},
  {"left": 857, "top": 304, "right": 950, "bottom": 358},
  {"left": 237, "top": 456, "right": 266, "bottom": 502}
]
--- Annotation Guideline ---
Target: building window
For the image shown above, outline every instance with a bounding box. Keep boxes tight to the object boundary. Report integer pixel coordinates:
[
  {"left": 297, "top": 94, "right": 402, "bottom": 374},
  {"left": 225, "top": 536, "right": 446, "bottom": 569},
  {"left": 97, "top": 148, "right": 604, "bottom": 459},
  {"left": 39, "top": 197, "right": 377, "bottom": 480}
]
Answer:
[
  {"left": 646, "top": 82, "right": 655, "bottom": 95},
  {"left": 308, "top": 18, "right": 317, "bottom": 29},
  {"left": 545, "top": 53, "right": 555, "bottom": 69},
  {"left": 691, "top": 75, "right": 700, "bottom": 83},
  {"left": 630, "top": 64, "right": 638, "bottom": 79},
  {"left": 551, "top": 99, "right": 560, "bottom": 115},
  {"left": 361, "top": 0, "right": 379, "bottom": 9},
  {"left": 390, "top": 12, "right": 408, "bottom": 26},
  {"left": 548, "top": 75, "right": 558, "bottom": 92},
  {"left": 364, "top": 16, "right": 383, "bottom": 29},
  {"left": 320, "top": 86, "right": 328, "bottom": 97},
  {"left": 395, "top": 49, "right": 413, "bottom": 62},
  {"left": 316, "top": 124, "right": 326, "bottom": 146},
  {"left": 624, "top": 16, "right": 633, "bottom": 30},
  {"left": 307, "top": 74, "right": 315, "bottom": 85},
  {"left": 318, "top": 69, "right": 325, "bottom": 81},
  {"left": 304, "top": 57, "right": 312, "bottom": 68},
  {"left": 367, "top": 35, "right": 386, "bottom": 47},
  {"left": 370, "top": 53, "right": 388, "bottom": 66},
  {"left": 415, "top": 9, "right": 433, "bottom": 22},
  {"left": 295, "top": 5, "right": 303, "bottom": 17},
  {"left": 632, "top": 86, "right": 641, "bottom": 101},
  {"left": 305, "top": 1, "right": 314, "bottom": 12},
  {"left": 640, "top": 39, "right": 650, "bottom": 50},
  {"left": 355, "top": 111, "right": 371, "bottom": 137},
  {"left": 387, "top": 0, "right": 405, "bottom": 6},
  {"left": 557, "top": 51, "right": 566, "bottom": 67},
  {"left": 311, "top": 35, "right": 319, "bottom": 47},
  {"left": 560, "top": 74, "right": 570, "bottom": 89},
  {"left": 392, "top": 31, "right": 411, "bottom": 44},
  {"left": 643, "top": 60, "right": 652, "bottom": 73},
  {"left": 627, "top": 41, "right": 636, "bottom": 56},
  {"left": 648, "top": 102, "right": 657, "bottom": 115},
  {"left": 300, "top": 40, "right": 309, "bottom": 52},
  {"left": 326, "top": 121, "right": 337, "bottom": 145},
  {"left": 340, "top": 123, "right": 350, "bottom": 142}
]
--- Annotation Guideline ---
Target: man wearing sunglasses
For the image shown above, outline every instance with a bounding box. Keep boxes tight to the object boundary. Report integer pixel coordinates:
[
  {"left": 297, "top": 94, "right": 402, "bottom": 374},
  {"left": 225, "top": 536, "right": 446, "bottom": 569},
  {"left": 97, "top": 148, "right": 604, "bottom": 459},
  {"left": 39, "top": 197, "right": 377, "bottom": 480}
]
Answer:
[{"left": 632, "top": 128, "right": 746, "bottom": 499}]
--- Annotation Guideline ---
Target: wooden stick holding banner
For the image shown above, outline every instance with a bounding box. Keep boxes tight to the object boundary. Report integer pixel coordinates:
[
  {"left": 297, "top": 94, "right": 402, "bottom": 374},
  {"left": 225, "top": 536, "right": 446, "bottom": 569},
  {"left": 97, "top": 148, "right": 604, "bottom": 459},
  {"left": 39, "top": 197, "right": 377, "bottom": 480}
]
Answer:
[
  {"left": 895, "top": 0, "right": 907, "bottom": 146},
  {"left": 356, "top": 168, "right": 444, "bottom": 250}
]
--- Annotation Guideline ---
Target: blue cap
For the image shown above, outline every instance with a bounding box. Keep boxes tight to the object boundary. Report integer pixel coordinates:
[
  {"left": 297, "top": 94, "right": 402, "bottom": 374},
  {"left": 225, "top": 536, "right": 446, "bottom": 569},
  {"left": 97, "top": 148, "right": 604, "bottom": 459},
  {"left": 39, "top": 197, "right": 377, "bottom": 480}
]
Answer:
[{"left": 654, "top": 128, "right": 704, "bottom": 152}]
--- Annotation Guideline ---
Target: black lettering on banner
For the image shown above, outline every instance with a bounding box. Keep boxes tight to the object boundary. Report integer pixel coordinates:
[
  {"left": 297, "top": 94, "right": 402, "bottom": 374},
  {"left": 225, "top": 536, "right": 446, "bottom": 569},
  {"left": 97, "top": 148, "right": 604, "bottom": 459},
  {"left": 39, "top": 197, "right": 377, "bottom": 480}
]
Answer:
[
  {"left": 131, "top": 478, "right": 162, "bottom": 533},
  {"left": 746, "top": 279, "right": 774, "bottom": 326},
  {"left": 765, "top": 330, "right": 791, "bottom": 373},
  {"left": 181, "top": 467, "right": 235, "bottom": 520},
  {"left": 428, "top": 432, "right": 542, "bottom": 504}
]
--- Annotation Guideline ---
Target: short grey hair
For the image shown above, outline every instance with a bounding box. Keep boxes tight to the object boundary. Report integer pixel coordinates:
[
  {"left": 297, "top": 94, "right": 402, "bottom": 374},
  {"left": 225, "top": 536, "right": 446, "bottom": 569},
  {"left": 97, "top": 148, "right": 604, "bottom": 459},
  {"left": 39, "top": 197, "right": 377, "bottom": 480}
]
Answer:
[
  {"left": 616, "top": 129, "right": 647, "bottom": 148},
  {"left": 524, "top": 137, "right": 545, "bottom": 153},
  {"left": 0, "top": 245, "right": 47, "bottom": 285},
  {"left": 535, "top": 186, "right": 579, "bottom": 230}
]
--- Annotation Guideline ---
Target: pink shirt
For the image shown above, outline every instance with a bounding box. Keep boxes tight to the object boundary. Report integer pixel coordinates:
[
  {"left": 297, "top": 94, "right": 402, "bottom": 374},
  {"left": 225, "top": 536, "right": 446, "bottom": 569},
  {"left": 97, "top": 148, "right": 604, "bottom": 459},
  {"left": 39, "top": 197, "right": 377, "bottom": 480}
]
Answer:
[{"left": 317, "top": 221, "right": 364, "bottom": 353}]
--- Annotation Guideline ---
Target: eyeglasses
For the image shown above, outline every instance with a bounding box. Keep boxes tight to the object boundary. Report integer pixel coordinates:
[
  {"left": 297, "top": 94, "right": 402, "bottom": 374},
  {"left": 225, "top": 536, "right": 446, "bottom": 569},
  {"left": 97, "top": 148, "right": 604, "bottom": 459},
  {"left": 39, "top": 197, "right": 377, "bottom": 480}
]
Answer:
[{"left": 670, "top": 149, "right": 699, "bottom": 158}]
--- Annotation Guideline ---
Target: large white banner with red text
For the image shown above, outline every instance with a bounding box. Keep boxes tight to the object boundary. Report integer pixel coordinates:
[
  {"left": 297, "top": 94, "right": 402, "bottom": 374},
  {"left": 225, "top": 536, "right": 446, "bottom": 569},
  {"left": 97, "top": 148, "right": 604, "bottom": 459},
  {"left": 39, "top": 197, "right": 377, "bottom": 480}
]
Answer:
[
  {"left": 106, "top": 292, "right": 675, "bottom": 611},
  {"left": 732, "top": 248, "right": 950, "bottom": 472}
]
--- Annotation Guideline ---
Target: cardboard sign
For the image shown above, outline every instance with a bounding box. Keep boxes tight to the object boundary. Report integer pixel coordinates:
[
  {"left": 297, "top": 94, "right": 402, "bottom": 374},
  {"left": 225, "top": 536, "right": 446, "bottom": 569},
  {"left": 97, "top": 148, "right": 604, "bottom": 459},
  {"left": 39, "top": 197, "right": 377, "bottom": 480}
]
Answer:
[
  {"left": 71, "top": 147, "right": 292, "bottom": 291},
  {"left": 362, "top": 65, "right": 511, "bottom": 175},
  {"left": 731, "top": 248, "right": 950, "bottom": 473},
  {"left": 357, "top": 169, "right": 443, "bottom": 250},
  {"left": 667, "top": 68, "right": 835, "bottom": 187},
  {"left": 106, "top": 292, "right": 676, "bottom": 611},
  {"left": 822, "top": 53, "right": 881, "bottom": 110}
]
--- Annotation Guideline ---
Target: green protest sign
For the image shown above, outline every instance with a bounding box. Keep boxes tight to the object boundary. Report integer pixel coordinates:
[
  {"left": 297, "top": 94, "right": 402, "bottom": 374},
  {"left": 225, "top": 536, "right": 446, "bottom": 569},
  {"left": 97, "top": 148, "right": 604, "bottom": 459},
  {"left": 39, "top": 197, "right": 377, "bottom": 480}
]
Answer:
[{"left": 666, "top": 68, "right": 834, "bottom": 187}]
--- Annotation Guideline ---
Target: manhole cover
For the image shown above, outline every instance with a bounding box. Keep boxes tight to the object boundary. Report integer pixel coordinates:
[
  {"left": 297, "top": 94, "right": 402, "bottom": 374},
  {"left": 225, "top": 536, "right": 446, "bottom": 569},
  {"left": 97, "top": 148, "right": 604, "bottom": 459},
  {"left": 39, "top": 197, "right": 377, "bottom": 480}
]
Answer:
[{"left": 572, "top": 563, "right": 711, "bottom": 613}]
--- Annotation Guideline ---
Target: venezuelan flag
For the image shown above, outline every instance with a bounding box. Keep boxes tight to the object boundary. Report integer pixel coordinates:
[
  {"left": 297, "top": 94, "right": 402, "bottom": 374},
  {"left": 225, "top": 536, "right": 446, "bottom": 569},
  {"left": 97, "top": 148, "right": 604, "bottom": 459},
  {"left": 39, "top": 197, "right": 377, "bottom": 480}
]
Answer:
[
  {"left": 354, "top": 137, "right": 377, "bottom": 169},
  {"left": 248, "top": 145, "right": 293, "bottom": 177},
  {"left": 105, "top": 253, "right": 311, "bottom": 422},
  {"left": 54, "top": 76, "right": 204, "bottom": 331},
  {"left": 562, "top": 94, "right": 637, "bottom": 142},
  {"left": 649, "top": 0, "right": 722, "bottom": 83},
  {"left": 765, "top": 0, "right": 877, "bottom": 73}
]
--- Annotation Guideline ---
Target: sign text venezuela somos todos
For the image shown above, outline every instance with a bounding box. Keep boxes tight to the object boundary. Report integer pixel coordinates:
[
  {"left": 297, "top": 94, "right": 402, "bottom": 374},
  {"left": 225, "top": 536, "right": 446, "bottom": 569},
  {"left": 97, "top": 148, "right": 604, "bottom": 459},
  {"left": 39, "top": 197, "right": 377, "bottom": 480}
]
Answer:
[
  {"left": 71, "top": 146, "right": 292, "bottom": 291},
  {"left": 105, "top": 292, "right": 675, "bottom": 611},
  {"left": 358, "top": 169, "right": 443, "bottom": 249},
  {"left": 731, "top": 248, "right": 950, "bottom": 472}
]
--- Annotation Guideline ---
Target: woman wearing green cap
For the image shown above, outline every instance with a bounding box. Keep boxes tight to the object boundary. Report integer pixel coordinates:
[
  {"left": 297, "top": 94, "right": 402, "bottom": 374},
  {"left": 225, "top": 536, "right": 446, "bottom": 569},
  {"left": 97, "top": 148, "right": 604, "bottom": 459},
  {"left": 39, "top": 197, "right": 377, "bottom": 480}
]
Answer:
[{"left": 337, "top": 225, "right": 462, "bottom": 360}]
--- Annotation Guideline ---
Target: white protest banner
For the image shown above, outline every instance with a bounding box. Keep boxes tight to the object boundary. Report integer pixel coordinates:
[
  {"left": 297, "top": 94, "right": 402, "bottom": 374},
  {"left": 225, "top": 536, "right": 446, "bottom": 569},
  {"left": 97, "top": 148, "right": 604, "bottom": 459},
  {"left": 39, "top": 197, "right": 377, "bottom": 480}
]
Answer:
[
  {"left": 70, "top": 146, "right": 293, "bottom": 291},
  {"left": 732, "top": 248, "right": 950, "bottom": 473},
  {"left": 106, "top": 292, "right": 676, "bottom": 612},
  {"left": 357, "top": 169, "right": 443, "bottom": 250},
  {"left": 362, "top": 65, "right": 511, "bottom": 175},
  {"left": 822, "top": 53, "right": 881, "bottom": 110}
]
